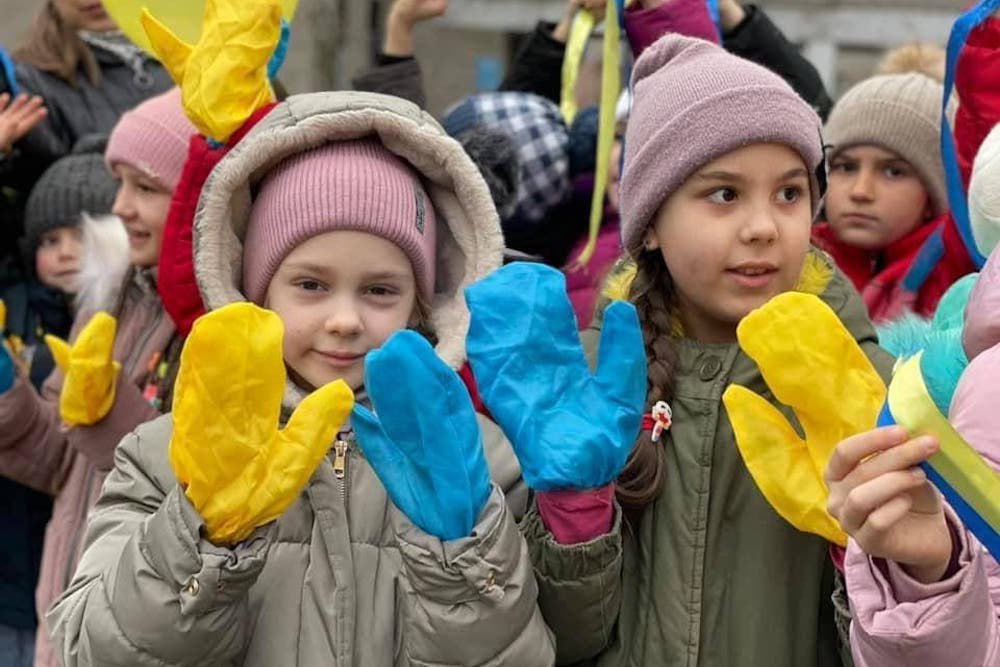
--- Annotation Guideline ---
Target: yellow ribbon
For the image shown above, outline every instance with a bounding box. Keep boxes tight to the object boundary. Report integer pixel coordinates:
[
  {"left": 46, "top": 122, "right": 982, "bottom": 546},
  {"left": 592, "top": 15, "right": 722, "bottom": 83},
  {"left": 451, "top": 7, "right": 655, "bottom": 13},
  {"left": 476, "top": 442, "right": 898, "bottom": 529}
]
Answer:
[
  {"left": 567, "top": 0, "right": 630, "bottom": 269},
  {"left": 888, "top": 354, "right": 1000, "bottom": 531}
]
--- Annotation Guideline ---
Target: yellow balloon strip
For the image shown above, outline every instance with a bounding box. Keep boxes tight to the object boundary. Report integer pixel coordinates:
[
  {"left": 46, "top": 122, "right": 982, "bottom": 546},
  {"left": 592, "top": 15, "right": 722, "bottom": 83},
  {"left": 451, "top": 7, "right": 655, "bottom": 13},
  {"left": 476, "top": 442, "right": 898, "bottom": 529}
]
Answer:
[
  {"left": 560, "top": 10, "right": 597, "bottom": 125},
  {"left": 888, "top": 354, "right": 1000, "bottom": 531},
  {"left": 569, "top": 0, "right": 628, "bottom": 269}
]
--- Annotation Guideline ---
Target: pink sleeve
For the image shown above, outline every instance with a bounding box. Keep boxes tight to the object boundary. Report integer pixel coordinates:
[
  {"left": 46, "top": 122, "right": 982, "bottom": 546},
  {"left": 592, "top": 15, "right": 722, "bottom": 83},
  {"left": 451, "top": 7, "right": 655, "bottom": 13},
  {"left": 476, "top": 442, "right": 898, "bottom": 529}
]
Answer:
[
  {"left": 66, "top": 374, "right": 161, "bottom": 472},
  {"left": 0, "top": 373, "right": 73, "bottom": 495},
  {"left": 624, "top": 0, "right": 720, "bottom": 61},
  {"left": 534, "top": 483, "right": 615, "bottom": 545},
  {"left": 846, "top": 508, "right": 1000, "bottom": 667}
]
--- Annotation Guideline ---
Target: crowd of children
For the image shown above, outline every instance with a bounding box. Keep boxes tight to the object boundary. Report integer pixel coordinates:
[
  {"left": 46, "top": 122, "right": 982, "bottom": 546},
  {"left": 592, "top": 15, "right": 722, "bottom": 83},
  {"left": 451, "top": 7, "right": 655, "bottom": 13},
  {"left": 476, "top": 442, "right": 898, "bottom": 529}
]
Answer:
[{"left": 1, "top": 0, "right": 999, "bottom": 666}]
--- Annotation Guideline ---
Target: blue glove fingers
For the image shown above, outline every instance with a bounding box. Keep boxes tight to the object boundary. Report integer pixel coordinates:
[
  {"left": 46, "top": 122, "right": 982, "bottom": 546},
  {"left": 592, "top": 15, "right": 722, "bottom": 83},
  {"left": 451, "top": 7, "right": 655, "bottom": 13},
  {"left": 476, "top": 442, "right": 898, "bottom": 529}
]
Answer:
[
  {"left": 466, "top": 263, "right": 589, "bottom": 389},
  {"left": 353, "top": 403, "right": 445, "bottom": 537},
  {"left": 594, "top": 300, "right": 647, "bottom": 476},
  {"left": 364, "top": 331, "right": 489, "bottom": 539},
  {"left": 0, "top": 345, "right": 14, "bottom": 394},
  {"left": 596, "top": 301, "right": 647, "bottom": 412}
]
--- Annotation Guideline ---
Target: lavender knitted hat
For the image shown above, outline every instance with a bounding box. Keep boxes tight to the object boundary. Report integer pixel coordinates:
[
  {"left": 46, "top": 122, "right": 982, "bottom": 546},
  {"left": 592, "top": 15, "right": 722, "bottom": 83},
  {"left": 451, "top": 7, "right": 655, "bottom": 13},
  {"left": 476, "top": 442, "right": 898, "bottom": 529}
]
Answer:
[
  {"left": 104, "top": 87, "right": 195, "bottom": 191},
  {"left": 620, "top": 35, "right": 823, "bottom": 251},
  {"left": 243, "top": 138, "right": 437, "bottom": 304}
]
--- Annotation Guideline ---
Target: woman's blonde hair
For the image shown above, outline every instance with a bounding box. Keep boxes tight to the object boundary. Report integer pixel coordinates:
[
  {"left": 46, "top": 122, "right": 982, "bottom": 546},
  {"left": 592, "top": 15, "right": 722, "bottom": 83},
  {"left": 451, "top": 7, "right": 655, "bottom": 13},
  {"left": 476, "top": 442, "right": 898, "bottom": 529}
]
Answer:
[{"left": 14, "top": 1, "right": 101, "bottom": 87}]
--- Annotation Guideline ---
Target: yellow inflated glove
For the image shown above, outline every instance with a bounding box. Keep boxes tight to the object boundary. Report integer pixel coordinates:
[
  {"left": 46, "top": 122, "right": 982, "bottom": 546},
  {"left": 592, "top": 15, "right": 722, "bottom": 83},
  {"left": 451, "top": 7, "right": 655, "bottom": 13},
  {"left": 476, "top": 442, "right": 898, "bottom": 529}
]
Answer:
[
  {"left": 722, "top": 292, "right": 886, "bottom": 546},
  {"left": 169, "top": 302, "right": 355, "bottom": 545},
  {"left": 140, "top": 0, "right": 281, "bottom": 143},
  {"left": 45, "top": 313, "right": 121, "bottom": 426}
]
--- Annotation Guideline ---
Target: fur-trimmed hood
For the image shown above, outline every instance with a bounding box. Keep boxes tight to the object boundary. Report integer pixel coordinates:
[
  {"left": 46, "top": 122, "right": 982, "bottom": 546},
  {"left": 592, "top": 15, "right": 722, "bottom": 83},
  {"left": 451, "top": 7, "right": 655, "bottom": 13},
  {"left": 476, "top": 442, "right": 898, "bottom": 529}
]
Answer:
[{"left": 192, "top": 92, "right": 504, "bottom": 375}]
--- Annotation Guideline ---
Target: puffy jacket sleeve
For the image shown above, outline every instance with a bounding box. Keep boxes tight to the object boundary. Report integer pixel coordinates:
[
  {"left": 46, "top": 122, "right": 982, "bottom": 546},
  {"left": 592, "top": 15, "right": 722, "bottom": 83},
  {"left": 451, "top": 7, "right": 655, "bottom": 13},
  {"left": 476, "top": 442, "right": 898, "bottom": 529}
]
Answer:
[
  {"left": 47, "top": 414, "right": 270, "bottom": 667},
  {"left": 65, "top": 374, "right": 160, "bottom": 472},
  {"left": 0, "top": 370, "right": 72, "bottom": 496},
  {"left": 955, "top": 17, "right": 1000, "bottom": 188},
  {"left": 846, "top": 344, "right": 1000, "bottom": 667},
  {"left": 722, "top": 5, "right": 833, "bottom": 120},
  {"left": 388, "top": 416, "right": 555, "bottom": 666}
]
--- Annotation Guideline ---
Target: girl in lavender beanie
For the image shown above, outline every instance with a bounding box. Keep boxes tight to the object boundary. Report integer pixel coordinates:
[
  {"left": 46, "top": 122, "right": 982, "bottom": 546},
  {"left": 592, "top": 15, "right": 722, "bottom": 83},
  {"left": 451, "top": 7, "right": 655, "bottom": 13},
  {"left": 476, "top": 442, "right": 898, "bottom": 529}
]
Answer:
[{"left": 522, "top": 33, "right": 914, "bottom": 667}]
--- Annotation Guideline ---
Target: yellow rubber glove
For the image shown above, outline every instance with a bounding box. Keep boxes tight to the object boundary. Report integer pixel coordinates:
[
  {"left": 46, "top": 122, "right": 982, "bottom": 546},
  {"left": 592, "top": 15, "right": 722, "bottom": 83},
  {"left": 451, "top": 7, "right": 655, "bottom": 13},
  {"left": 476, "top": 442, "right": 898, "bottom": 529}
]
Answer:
[
  {"left": 169, "top": 302, "right": 355, "bottom": 545},
  {"left": 140, "top": 0, "right": 281, "bottom": 143},
  {"left": 45, "top": 313, "right": 121, "bottom": 426},
  {"left": 722, "top": 292, "right": 887, "bottom": 546}
]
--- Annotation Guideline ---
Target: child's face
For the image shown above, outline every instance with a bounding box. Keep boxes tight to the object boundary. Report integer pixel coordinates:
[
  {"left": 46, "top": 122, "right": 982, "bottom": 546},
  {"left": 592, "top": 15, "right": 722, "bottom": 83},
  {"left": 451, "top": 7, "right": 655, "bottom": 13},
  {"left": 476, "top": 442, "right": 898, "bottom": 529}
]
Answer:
[
  {"left": 112, "top": 163, "right": 172, "bottom": 269},
  {"left": 825, "top": 145, "right": 932, "bottom": 250},
  {"left": 265, "top": 230, "right": 420, "bottom": 392},
  {"left": 35, "top": 226, "right": 82, "bottom": 294},
  {"left": 645, "top": 143, "right": 813, "bottom": 343},
  {"left": 54, "top": 0, "right": 118, "bottom": 32}
]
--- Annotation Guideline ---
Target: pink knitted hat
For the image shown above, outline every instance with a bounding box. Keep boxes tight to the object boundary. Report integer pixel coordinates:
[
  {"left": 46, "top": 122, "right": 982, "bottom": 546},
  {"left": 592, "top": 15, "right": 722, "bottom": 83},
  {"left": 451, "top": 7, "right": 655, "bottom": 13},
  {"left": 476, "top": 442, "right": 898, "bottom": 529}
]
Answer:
[
  {"left": 620, "top": 35, "right": 823, "bottom": 251},
  {"left": 243, "top": 138, "right": 437, "bottom": 304},
  {"left": 104, "top": 87, "right": 195, "bottom": 192}
]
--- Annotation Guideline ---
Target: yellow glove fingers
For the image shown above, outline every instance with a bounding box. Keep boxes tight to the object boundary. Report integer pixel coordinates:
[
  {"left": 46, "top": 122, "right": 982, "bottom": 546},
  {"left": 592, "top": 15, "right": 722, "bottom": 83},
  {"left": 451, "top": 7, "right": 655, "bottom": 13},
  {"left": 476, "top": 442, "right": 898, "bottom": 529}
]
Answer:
[
  {"left": 141, "top": 8, "right": 192, "bottom": 84},
  {"left": 0, "top": 300, "right": 6, "bottom": 329},
  {"left": 170, "top": 303, "right": 286, "bottom": 491},
  {"left": 45, "top": 335, "right": 72, "bottom": 374},
  {"left": 74, "top": 313, "right": 118, "bottom": 363},
  {"left": 724, "top": 385, "right": 848, "bottom": 546},
  {"left": 736, "top": 292, "right": 885, "bottom": 475}
]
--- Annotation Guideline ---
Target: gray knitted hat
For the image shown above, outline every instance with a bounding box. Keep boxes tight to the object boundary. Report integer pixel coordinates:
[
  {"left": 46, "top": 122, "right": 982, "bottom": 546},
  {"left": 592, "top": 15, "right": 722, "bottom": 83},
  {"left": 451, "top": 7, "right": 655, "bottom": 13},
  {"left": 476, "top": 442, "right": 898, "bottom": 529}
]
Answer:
[
  {"left": 24, "top": 134, "right": 119, "bottom": 253},
  {"left": 824, "top": 72, "right": 947, "bottom": 216}
]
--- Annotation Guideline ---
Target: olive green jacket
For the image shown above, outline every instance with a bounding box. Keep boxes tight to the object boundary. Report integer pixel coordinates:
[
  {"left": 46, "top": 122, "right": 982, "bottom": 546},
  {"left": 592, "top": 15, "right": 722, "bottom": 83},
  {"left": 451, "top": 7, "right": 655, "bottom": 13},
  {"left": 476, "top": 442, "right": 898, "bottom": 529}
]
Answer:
[{"left": 525, "top": 252, "right": 894, "bottom": 667}]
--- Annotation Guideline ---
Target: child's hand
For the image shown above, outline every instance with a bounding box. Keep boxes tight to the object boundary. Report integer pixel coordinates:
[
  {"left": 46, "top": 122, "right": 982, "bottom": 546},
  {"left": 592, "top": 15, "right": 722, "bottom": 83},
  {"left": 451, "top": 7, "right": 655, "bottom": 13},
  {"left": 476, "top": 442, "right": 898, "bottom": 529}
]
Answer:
[
  {"left": 351, "top": 331, "right": 491, "bottom": 541},
  {"left": 385, "top": 0, "right": 448, "bottom": 55},
  {"left": 45, "top": 313, "right": 121, "bottom": 426},
  {"left": 170, "top": 303, "right": 355, "bottom": 545},
  {"left": 465, "top": 263, "right": 646, "bottom": 492},
  {"left": 0, "top": 93, "right": 46, "bottom": 154},
  {"left": 388, "top": 0, "right": 449, "bottom": 26},
  {"left": 826, "top": 427, "right": 954, "bottom": 584},
  {"left": 716, "top": 0, "right": 745, "bottom": 31}
]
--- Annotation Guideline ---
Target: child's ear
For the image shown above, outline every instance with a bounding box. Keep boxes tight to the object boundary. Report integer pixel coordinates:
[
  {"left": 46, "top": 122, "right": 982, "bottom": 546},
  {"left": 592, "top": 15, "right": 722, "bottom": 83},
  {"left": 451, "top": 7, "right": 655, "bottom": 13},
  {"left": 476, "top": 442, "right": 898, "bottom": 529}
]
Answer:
[
  {"left": 643, "top": 229, "right": 659, "bottom": 252},
  {"left": 924, "top": 200, "right": 936, "bottom": 221}
]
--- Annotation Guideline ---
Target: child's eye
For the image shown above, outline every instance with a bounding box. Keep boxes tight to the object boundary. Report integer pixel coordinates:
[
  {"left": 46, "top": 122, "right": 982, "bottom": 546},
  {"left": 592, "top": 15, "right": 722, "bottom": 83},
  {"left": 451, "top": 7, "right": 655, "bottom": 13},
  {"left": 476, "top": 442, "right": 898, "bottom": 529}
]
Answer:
[
  {"left": 776, "top": 186, "right": 803, "bottom": 204},
  {"left": 707, "top": 187, "right": 738, "bottom": 204},
  {"left": 830, "top": 160, "right": 856, "bottom": 173},
  {"left": 296, "top": 280, "right": 325, "bottom": 293},
  {"left": 365, "top": 285, "right": 399, "bottom": 298},
  {"left": 884, "top": 165, "right": 907, "bottom": 178}
]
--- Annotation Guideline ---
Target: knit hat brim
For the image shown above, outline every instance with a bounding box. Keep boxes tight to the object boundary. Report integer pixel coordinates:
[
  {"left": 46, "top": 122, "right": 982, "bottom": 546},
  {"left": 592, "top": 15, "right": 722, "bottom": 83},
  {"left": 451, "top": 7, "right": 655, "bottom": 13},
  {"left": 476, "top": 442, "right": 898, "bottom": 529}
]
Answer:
[{"left": 622, "top": 86, "right": 822, "bottom": 250}]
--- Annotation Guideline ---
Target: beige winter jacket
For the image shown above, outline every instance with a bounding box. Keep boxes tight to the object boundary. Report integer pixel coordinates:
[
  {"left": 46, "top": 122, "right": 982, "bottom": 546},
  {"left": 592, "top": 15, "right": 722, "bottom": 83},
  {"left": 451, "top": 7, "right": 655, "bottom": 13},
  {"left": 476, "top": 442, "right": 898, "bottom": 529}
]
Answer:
[{"left": 48, "top": 91, "right": 556, "bottom": 666}]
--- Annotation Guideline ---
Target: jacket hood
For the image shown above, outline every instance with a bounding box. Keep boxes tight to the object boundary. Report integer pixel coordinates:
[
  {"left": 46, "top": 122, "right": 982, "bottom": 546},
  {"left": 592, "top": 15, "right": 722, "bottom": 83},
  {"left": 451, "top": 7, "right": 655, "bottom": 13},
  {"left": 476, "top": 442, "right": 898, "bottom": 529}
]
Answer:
[{"left": 192, "top": 91, "right": 504, "bottom": 372}]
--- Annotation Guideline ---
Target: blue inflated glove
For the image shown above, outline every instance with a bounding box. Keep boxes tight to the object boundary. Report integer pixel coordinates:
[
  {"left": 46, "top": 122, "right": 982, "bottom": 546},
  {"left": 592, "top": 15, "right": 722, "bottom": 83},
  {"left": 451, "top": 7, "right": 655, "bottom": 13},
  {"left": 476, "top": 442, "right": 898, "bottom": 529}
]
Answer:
[
  {"left": 0, "top": 301, "right": 15, "bottom": 394},
  {"left": 352, "top": 330, "right": 491, "bottom": 541},
  {"left": 465, "top": 262, "right": 646, "bottom": 492}
]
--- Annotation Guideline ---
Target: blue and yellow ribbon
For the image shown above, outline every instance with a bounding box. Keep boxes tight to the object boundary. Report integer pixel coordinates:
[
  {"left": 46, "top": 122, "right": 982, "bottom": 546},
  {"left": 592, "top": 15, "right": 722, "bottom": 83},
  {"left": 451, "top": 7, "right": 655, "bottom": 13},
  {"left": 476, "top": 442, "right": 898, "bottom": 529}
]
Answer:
[{"left": 880, "top": 354, "right": 1000, "bottom": 560}]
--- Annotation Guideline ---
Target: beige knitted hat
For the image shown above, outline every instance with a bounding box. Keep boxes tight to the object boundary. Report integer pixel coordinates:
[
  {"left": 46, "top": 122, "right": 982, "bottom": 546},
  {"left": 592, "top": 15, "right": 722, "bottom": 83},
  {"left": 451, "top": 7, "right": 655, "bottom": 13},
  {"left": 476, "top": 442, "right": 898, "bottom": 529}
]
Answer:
[{"left": 824, "top": 72, "right": 947, "bottom": 216}]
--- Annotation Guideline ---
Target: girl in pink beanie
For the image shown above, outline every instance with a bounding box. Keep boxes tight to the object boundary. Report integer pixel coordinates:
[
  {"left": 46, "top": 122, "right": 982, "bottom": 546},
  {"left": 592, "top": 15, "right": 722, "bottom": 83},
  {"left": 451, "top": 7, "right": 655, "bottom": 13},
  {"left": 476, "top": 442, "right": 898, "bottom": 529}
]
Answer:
[
  {"left": 515, "top": 32, "right": 899, "bottom": 667},
  {"left": 0, "top": 85, "right": 195, "bottom": 667}
]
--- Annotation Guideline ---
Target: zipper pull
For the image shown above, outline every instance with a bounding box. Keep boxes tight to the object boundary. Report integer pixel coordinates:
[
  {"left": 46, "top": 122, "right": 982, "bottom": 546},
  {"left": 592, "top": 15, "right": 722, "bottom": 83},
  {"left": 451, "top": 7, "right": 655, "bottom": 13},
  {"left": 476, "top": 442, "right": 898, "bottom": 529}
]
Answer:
[{"left": 333, "top": 439, "right": 350, "bottom": 479}]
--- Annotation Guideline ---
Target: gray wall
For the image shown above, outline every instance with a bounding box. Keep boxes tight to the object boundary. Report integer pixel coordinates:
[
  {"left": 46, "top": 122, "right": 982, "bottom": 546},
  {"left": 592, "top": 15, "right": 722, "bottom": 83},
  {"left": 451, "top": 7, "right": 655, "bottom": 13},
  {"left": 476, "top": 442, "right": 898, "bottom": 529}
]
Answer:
[{"left": 0, "top": 0, "right": 968, "bottom": 116}]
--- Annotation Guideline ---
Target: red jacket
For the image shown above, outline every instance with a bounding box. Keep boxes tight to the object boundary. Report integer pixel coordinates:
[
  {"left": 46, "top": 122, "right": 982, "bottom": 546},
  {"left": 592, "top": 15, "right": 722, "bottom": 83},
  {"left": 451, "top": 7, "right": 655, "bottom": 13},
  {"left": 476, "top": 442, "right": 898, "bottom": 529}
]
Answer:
[{"left": 813, "top": 18, "right": 1000, "bottom": 323}]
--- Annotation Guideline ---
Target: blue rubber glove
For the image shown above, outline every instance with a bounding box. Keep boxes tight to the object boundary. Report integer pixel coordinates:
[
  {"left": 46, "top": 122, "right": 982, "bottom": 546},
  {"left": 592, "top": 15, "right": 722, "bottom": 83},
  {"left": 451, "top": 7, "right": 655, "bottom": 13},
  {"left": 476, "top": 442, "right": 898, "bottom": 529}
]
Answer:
[
  {"left": 0, "top": 301, "right": 14, "bottom": 394},
  {"left": 0, "top": 345, "right": 13, "bottom": 394},
  {"left": 352, "top": 330, "right": 491, "bottom": 541},
  {"left": 465, "top": 263, "right": 646, "bottom": 492}
]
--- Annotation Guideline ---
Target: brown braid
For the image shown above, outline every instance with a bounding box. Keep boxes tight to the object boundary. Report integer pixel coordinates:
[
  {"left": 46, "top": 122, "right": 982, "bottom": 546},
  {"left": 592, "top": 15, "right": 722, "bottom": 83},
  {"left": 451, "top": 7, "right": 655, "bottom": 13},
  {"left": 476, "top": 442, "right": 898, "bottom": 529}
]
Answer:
[{"left": 615, "top": 240, "right": 680, "bottom": 516}]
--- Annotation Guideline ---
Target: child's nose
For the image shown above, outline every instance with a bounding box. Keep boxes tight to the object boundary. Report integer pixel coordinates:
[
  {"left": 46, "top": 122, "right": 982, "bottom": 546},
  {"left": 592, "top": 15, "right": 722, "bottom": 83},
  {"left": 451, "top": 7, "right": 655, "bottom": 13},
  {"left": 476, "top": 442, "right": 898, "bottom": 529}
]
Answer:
[
  {"left": 849, "top": 170, "right": 876, "bottom": 201},
  {"left": 323, "top": 304, "right": 363, "bottom": 335}
]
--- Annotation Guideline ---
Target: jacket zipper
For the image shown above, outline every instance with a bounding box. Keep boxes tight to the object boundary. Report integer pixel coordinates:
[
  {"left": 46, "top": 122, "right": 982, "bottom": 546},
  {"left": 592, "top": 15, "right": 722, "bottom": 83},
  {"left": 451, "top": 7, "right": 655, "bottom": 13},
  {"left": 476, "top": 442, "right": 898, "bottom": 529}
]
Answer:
[
  {"left": 333, "top": 432, "right": 353, "bottom": 516},
  {"left": 63, "top": 467, "right": 95, "bottom": 590}
]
